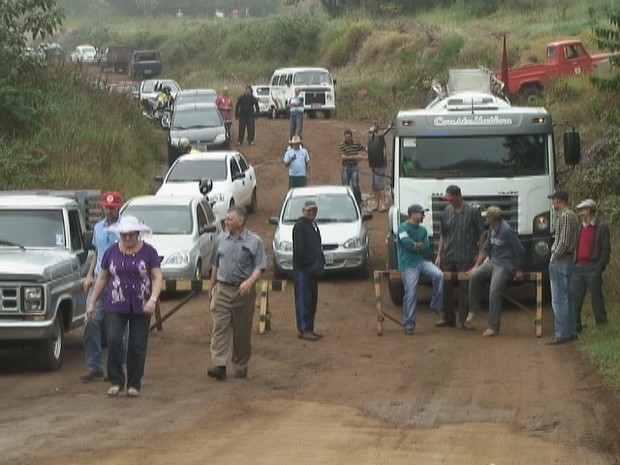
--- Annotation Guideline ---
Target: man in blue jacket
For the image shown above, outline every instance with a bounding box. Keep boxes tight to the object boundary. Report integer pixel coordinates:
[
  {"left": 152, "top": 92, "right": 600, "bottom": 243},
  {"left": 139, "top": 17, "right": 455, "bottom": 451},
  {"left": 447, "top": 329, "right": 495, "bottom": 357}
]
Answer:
[{"left": 397, "top": 204, "right": 444, "bottom": 335}]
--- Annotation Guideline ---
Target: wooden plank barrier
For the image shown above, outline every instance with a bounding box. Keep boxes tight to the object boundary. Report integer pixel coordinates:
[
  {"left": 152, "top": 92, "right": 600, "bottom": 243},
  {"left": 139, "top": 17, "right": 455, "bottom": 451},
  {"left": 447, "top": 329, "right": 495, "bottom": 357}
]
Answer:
[
  {"left": 373, "top": 270, "right": 544, "bottom": 337},
  {"left": 257, "top": 279, "right": 288, "bottom": 335}
]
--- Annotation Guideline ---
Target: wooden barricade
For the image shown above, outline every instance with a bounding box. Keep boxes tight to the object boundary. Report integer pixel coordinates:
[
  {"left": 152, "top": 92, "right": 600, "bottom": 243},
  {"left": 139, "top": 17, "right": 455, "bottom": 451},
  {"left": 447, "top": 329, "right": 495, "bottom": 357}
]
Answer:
[
  {"left": 256, "top": 279, "right": 287, "bottom": 335},
  {"left": 373, "top": 270, "right": 544, "bottom": 337},
  {"left": 150, "top": 278, "right": 213, "bottom": 332}
]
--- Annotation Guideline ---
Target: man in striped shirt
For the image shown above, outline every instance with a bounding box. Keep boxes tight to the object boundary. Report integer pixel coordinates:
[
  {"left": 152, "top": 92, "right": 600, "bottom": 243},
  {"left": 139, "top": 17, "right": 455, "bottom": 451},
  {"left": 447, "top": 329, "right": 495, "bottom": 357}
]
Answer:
[
  {"left": 546, "top": 190, "right": 580, "bottom": 345},
  {"left": 339, "top": 129, "right": 366, "bottom": 206}
]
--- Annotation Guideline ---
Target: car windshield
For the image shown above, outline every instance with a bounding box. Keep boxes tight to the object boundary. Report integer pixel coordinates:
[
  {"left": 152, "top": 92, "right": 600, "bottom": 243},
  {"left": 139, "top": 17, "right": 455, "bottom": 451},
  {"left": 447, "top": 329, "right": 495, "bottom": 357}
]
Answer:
[
  {"left": 166, "top": 159, "right": 227, "bottom": 182},
  {"left": 176, "top": 92, "right": 217, "bottom": 106},
  {"left": 293, "top": 71, "right": 332, "bottom": 86},
  {"left": 0, "top": 210, "right": 65, "bottom": 247},
  {"left": 80, "top": 46, "right": 96, "bottom": 54},
  {"left": 281, "top": 194, "right": 358, "bottom": 224},
  {"left": 172, "top": 107, "right": 223, "bottom": 129},
  {"left": 254, "top": 87, "right": 270, "bottom": 96},
  {"left": 122, "top": 205, "right": 193, "bottom": 234}
]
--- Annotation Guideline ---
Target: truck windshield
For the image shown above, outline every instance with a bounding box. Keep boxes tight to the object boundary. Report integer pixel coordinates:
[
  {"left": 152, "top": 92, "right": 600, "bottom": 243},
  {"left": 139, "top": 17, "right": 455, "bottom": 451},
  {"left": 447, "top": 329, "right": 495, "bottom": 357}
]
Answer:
[
  {"left": 0, "top": 210, "right": 65, "bottom": 247},
  {"left": 293, "top": 71, "right": 332, "bottom": 86},
  {"left": 400, "top": 134, "right": 548, "bottom": 178}
]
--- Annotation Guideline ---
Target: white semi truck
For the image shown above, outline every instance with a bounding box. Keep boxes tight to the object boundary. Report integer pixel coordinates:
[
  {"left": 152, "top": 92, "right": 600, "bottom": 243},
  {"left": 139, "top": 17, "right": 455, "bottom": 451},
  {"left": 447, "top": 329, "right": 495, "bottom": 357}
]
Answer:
[{"left": 368, "top": 69, "right": 581, "bottom": 304}]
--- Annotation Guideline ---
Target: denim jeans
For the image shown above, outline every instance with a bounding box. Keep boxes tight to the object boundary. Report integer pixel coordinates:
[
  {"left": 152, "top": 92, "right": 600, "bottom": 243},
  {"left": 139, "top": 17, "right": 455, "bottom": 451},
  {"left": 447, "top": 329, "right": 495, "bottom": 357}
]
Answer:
[
  {"left": 469, "top": 261, "right": 512, "bottom": 331},
  {"left": 107, "top": 312, "right": 151, "bottom": 391},
  {"left": 341, "top": 165, "right": 362, "bottom": 205},
  {"left": 549, "top": 256, "right": 576, "bottom": 339},
  {"left": 83, "top": 287, "right": 105, "bottom": 372},
  {"left": 401, "top": 262, "right": 444, "bottom": 330},
  {"left": 571, "top": 262, "right": 607, "bottom": 331},
  {"left": 289, "top": 113, "right": 303, "bottom": 139}
]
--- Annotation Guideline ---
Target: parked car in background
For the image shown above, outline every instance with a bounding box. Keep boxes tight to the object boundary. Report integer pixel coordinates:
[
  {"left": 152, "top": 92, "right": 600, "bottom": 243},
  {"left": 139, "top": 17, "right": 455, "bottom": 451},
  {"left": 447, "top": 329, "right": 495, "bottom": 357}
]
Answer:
[
  {"left": 107, "top": 81, "right": 140, "bottom": 103},
  {"left": 166, "top": 103, "right": 229, "bottom": 165},
  {"left": 40, "top": 43, "right": 65, "bottom": 64},
  {"left": 269, "top": 186, "right": 372, "bottom": 279},
  {"left": 251, "top": 85, "right": 271, "bottom": 116},
  {"left": 155, "top": 152, "right": 257, "bottom": 221},
  {"left": 121, "top": 195, "right": 221, "bottom": 281},
  {"left": 98, "top": 46, "right": 132, "bottom": 73},
  {"left": 128, "top": 50, "right": 162, "bottom": 80},
  {"left": 139, "top": 79, "right": 181, "bottom": 113},
  {"left": 173, "top": 89, "right": 218, "bottom": 110},
  {"left": 70, "top": 45, "right": 97, "bottom": 64}
]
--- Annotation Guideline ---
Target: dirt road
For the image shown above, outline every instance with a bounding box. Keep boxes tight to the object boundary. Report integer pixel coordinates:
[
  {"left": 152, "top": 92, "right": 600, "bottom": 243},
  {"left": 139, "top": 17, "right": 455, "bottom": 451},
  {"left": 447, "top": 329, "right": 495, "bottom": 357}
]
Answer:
[{"left": 1, "top": 116, "right": 619, "bottom": 465}]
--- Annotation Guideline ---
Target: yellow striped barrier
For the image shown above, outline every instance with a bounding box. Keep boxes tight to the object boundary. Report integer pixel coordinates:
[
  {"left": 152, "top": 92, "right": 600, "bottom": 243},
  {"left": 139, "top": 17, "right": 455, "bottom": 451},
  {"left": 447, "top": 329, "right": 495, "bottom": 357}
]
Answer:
[
  {"left": 256, "top": 279, "right": 288, "bottom": 335},
  {"left": 373, "top": 270, "right": 544, "bottom": 337}
]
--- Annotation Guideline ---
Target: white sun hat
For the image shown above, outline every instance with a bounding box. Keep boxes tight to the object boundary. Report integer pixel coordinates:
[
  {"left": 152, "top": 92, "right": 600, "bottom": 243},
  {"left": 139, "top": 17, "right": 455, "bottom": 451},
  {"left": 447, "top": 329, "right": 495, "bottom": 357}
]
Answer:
[{"left": 107, "top": 215, "right": 152, "bottom": 236}]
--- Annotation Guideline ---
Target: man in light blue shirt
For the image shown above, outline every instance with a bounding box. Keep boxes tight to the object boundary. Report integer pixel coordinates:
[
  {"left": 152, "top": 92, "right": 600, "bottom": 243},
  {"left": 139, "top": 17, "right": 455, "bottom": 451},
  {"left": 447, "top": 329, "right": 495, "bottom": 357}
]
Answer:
[
  {"left": 80, "top": 192, "right": 122, "bottom": 382},
  {"left": 283, "top": 135, "right": 311, "bottom": 188}
]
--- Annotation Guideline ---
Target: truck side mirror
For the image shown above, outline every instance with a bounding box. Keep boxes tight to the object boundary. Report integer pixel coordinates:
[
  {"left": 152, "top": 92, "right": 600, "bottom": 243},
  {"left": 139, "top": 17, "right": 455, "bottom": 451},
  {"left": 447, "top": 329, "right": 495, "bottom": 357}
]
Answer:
[
  {"left": 367, "top": 134, "right": 386, "bottom": 169},
  {"left": 563, "top": 131, "right": 580, "bottom": 166}
]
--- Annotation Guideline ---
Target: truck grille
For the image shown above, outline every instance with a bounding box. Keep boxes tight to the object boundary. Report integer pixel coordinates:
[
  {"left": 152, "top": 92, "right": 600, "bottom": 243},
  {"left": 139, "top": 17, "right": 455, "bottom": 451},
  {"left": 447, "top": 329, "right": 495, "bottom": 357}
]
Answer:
[
  {"left": 305, "top": 92, "right": 326, "bottom": 105},
  {"left": 0, "top": 286, "right": 19, "bottom": 312},
  {"left": 431, "top": 195, "right": 518, "bottom": 238}
]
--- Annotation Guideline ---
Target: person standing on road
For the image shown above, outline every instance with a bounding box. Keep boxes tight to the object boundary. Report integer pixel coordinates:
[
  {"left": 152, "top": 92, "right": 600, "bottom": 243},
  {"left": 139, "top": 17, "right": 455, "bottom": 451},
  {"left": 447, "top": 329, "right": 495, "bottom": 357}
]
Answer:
[
  {"left": 572, "top": 199, "right": 611, "bottom": 333},
  {"left": 216, "top": 86, "right": 234, "bottom": 141},
  {"left": 467, "top": 206, "right": 524, "bottom": 337},
  {"left": 434, "top": 185, "right": 484, "bottom": 330},
  {"left": 86, "top": 216, "right": 163, "bottom": 398},
  {"left": 287, "top": 87, "right": 304, "bottom": 140},
  {"left": 207, "top": 206, "right": 266, "bottom": 381},
  {"left": 80, "top": 192, "right": 122, "bottom": 383},
  {"left": 283, "top": 135, "right": 311, "bottom": 188},
  {"left": 293, "top": 200, "right": 325, "bottom": 341},
  {"left": 234, "top": 85, "right": 260, "bottom": 146},
  {"left": 546, "top": 190, "right": 580, "bottom": 345},
  {"left": 339, "top": 129, "right": 367, "bottom": 206},
  {"left": 397, "top": 204, "right": 444, "bottom": 335}
]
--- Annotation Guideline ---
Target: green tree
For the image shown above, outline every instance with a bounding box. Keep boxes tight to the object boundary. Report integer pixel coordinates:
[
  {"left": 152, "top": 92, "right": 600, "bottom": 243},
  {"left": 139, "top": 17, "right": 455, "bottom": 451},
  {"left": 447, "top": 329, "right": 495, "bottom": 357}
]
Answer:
[
  {"left": 590, "top": 10, "right": 620, "bottom": 93},
  {"left": 0, "top": 0, "right": 64, "bottom": 53}
]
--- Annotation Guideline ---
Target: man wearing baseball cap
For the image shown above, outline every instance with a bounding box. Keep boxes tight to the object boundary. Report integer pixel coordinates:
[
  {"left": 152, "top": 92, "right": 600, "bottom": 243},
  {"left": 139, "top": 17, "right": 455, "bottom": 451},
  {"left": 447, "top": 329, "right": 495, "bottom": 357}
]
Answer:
[
  {"left": 468, "top": 206, "right": 524, "bottom": 337},
  {"left": 283, "top": 135, "right": 311, "bottom": 188},
  {"left": 80, "top": 191, "right": 123, "bottom": 382},
  {"left": 571, "top": 199, "right": 610, "bottom": 332},
  {"left": 396, "top": 204, "right": 444, "bottom": 335},
  {"left": 546, "top": 189, "right": 580, "bottom": 345}
]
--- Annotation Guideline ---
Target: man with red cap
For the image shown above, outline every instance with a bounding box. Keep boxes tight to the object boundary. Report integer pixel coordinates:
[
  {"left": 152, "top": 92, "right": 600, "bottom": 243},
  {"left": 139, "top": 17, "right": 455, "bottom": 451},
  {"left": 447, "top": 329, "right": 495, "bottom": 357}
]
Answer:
[{"left": 79, "top": 192, "right": 122, "bottom": 382}]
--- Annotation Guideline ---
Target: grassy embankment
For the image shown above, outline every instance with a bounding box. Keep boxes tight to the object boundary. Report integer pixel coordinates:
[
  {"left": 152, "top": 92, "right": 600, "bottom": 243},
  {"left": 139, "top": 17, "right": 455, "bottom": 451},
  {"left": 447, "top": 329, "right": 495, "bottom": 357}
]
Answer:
[{"left": 20, "top": 0, "right": 620, "bottom": 384}]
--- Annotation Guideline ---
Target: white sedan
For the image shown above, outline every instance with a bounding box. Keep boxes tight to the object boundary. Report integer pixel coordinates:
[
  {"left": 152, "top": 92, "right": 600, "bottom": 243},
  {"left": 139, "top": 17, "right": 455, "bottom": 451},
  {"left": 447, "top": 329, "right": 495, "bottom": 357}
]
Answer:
[
  {"left": 120, "top": 195, "right": 221, "bottom": 281},
  {"left": 70, "top": 44, "right": 97, "bottom": 63},
  {"left": 155, "top": 152, "right": 257, "bottom": 221}
]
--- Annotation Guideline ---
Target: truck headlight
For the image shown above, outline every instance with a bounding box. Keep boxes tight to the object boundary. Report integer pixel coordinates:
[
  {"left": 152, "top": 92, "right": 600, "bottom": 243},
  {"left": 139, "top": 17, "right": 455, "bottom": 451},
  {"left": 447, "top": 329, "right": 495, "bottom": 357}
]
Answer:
[
  {"left": 164, "top": 252, "right": 190, "bottom": 265},
  {"left": 533, "top": 213, "right": 550, "bottom": 233},
  {"left": 23, "top": 286, "right": 44, "bottom": 312}
]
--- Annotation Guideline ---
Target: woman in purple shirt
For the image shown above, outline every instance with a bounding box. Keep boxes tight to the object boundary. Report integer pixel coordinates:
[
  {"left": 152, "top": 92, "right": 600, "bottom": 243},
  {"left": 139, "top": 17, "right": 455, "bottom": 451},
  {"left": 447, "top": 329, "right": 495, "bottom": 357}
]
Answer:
[{"left": 86, "top": 216, "right": 163, "bottom": 398}]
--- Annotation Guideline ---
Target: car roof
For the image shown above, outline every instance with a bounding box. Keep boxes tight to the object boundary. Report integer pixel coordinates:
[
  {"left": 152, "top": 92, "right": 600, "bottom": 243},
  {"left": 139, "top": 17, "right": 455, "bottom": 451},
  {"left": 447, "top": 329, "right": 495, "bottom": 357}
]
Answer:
[
  {"left": 251, "top": 85, "right": 270, "bottom": 89},
  {"left": 177, "top": 89, "right": 217, "bottom": 96},
  {"left": 287, "top": 185, "right": 352, "bottom": 198},
  {"left": 174, "top": 102, "right": 219, "bottom": 111},
  {"left": 272, "top": 67, "right": 330, "bottom": 73},
  {"left": 176, "top": 151, "right": 239, "bottom": 162},
  {"left": 124, "top": 195, "right": 205, "bottom": 207}
]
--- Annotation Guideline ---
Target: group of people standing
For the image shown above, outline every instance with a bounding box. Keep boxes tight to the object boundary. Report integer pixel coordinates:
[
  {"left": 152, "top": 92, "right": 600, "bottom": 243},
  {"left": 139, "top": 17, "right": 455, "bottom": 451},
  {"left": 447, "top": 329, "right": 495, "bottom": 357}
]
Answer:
[
  {"left": 396, "top": 185, "right": 610, "bottom": 343},
  {"left": 215, "top": 85, "right": 260, "bottom": 146}
]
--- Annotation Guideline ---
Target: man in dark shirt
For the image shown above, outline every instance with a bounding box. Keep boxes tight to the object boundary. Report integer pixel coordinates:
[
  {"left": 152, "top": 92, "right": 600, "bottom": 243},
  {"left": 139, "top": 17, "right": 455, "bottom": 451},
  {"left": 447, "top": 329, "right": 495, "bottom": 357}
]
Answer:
[
  {"left": 339, "top": 129, "right": 366, "bottom": 206},
  {"left": 234, "top": 85, "right": 260, "bottom": 146},
  {"left": 293, "top": 200, "right": 325, "bottom": 341}
]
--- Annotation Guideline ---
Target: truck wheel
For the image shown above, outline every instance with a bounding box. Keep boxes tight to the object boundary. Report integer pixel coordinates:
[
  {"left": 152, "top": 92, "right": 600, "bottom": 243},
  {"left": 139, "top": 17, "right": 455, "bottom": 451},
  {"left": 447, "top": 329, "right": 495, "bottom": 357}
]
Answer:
[
  {"left": 36, "top": 314, "right": 64, "bottom": 370},
  {"left": 308, "top": 111, "right": 317, "bottom": 119},
  {"left": 387, "top": 235, "right": 404, "bottom": 305},
  {"left": 324, "top": 110, "right": 332, "bottom": 119},
  {"left": 522, "top": 86, "right": 542, "bottom": 105}
]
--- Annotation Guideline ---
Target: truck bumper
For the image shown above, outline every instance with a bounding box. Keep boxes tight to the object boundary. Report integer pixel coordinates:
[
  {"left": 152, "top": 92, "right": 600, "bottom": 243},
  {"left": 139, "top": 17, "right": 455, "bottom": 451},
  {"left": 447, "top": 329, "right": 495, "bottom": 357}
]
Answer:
[{"left": 0, "top": 319, "right": 55, "bottom": 341}]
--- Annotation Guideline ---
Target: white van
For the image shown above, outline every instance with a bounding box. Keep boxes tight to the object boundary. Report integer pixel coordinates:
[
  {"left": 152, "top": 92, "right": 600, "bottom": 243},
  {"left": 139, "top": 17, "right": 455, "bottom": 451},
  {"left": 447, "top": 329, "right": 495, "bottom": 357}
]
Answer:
[{"left": 269, "top": 67, "right": 336, "bottom": 119}]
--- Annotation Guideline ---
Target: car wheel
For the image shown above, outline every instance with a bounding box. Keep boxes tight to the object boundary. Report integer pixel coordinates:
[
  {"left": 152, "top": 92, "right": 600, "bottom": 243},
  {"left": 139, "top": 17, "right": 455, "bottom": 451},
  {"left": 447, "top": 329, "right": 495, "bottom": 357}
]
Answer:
[
  {"left": 272, "top": 256, "right": 285, "bottom": 280},
  {"left": 247, "top": 188, "right": 258, "bottom": 214},
  {"left": 358, "top": 249, "right": 371, "bottom": 279},
  {"left": 36, "top": 313, "right": 64, "bottom": 370}
]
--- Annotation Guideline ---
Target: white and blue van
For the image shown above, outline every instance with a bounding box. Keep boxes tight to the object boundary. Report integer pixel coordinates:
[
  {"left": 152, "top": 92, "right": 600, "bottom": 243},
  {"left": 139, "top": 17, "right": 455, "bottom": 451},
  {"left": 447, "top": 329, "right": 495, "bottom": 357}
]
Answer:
[{"left": 269, "top": 67, "right": 336, "bottom": 119}]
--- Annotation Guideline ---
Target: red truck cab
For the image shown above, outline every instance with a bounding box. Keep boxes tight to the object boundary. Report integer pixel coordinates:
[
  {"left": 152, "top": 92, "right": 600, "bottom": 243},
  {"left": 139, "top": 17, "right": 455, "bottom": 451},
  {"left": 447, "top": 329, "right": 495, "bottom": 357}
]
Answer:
[{"left": 499, "top": 39, "right": 615, "bottom": 102}]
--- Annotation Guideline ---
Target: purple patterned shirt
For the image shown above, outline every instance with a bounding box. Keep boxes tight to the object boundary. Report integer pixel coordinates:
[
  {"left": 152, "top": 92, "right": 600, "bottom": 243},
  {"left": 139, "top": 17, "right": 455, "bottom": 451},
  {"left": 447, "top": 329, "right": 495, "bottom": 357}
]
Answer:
[{"left": 101, "top": 242, "right": 160, "bottom": 314}]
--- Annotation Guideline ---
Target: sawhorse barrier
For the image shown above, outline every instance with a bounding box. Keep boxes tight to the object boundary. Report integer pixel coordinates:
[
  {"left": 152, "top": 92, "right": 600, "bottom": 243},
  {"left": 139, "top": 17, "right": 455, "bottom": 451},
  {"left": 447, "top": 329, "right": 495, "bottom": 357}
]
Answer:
[
  {"left": 373, "top": 270, "right": 544, "bottom": 337},
  {"left": 149, "top": 278, "right": 287, "bottom": 334}
]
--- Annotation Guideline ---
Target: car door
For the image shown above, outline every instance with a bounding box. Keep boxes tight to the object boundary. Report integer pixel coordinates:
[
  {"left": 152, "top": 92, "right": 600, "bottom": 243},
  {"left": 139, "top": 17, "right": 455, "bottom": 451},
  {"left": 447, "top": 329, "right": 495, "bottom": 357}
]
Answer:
[
  {"left": 232, "top": 154, "right": 254, "bottom": 206},
  {"left": 228, "top": 155, "right": 246, "bottom": 207},
  {"left": 198, "top": 200, "right": 219, "bottom": 275}
]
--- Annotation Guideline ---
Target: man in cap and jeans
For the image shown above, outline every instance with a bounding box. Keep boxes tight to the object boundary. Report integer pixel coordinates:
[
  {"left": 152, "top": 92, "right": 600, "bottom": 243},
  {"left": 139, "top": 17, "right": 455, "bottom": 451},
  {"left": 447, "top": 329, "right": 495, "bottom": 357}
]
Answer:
[
  {"left": 80, "top": 191, "right": 123, "bottom": 382},
  {"left": 293, "top": 199, "right": 325, "bottom": 341},
  {"left": 396, "top": 204, "right": 444, "bottom": 335},
  {"left": 435, "top": 185, "right": 485, "bottom": 329},
  {"left": 546, "top": 190, "right": 580, "bottom": 344},
  {"left": 571, "top": 199, "right": 611, "bottom": 332},
  {"left": 283, "top": 135, "right": 311, "bottom": 188},
  {"left": 468, "top": 206, "right": 524, "bottom": 337}
]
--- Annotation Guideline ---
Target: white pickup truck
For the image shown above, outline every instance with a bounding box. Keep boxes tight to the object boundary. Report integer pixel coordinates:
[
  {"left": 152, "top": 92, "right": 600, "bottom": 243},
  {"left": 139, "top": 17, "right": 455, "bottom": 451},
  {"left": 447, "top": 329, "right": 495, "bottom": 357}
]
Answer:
[{"left": 0, "top": 191, "right": 101, "bottom": 369}]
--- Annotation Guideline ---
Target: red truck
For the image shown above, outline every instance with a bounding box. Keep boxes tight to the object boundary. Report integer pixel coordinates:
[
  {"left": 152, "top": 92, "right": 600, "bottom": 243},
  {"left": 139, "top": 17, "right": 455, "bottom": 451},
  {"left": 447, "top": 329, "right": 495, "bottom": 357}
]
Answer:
[{"left": 498, "top": 39, "right": 615, "bottom": 102}]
